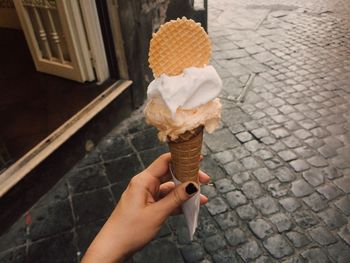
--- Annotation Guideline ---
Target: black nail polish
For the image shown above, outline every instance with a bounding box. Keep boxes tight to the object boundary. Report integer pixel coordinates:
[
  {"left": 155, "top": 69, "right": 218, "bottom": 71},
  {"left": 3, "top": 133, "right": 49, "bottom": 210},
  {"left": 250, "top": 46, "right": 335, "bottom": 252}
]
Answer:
[{"left": 186, "top": 183, "right": 198, "bottom": 195}]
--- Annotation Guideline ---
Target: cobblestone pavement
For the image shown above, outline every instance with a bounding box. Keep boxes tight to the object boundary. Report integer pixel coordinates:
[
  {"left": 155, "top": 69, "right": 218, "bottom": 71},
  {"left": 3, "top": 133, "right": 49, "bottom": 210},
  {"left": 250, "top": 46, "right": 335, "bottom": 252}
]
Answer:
[{"left": 1, "top": 0, "right": 350, "bottom": 262}]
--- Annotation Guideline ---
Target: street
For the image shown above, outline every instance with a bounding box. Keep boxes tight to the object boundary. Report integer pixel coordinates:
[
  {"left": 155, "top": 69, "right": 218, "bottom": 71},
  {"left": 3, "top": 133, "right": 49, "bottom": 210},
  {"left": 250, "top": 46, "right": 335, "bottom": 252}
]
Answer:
[{"left": 1, "top": 0, "right": 350, "bottom": 262}]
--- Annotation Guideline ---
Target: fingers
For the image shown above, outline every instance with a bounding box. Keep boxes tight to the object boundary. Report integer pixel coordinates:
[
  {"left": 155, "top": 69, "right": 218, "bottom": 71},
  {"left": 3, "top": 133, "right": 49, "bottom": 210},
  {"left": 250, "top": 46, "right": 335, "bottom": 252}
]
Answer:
[
  {"left": 200, "top": 194, "right": 208, "bottom": 205},
  {"left": 158, "top": 181, "right": 175, "bottom": 199},
  {"left": 159, "top": 181, "right": 208, "bottom": 205},
  {"left": 199, "top": 170, "right": 210, "bottom": 184},
  {"left": 145, "top": 154, "right": 211, "bottom": 186},
  {"left": 151, "top": 182, "right": 199, "bottom": 219},
  {"left": 167, "top": 194, "right": 208, "bottom": 215},
  {"left": 145, "top": 153, "right": 172, "bottom": 183},
  {"left": 160, "top": 170, "right": 210, "bottom": 190},
  {"left": 157, "top": 170, "right": 210, "bottom": 202}
]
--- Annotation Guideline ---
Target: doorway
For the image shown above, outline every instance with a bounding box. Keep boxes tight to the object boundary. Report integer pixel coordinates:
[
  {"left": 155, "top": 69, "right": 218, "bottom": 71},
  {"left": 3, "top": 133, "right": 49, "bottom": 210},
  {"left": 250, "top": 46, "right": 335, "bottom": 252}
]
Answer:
[{"left": 0, "top": 0, "right": 130, "bottom": 196}]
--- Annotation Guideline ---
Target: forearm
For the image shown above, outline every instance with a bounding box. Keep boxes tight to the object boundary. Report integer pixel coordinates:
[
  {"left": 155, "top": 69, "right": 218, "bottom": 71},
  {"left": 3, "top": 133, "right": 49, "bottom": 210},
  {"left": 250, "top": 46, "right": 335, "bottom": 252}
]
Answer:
[
  {"left": 82, "top": 215, "right": 128, "bottom": 263},
  {"left": 82, "top": 154, "right": 207, "bottom": 263},
  {"left": 82, "top": 247, "right": 125, "bottom": 263}
]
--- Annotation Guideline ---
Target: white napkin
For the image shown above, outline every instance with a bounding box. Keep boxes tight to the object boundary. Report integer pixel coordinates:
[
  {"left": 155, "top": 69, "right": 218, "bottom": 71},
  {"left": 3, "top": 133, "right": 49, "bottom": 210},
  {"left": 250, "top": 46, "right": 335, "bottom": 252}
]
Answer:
[{"left": 170, "top": 165, "right": 200, "bottom": 240}]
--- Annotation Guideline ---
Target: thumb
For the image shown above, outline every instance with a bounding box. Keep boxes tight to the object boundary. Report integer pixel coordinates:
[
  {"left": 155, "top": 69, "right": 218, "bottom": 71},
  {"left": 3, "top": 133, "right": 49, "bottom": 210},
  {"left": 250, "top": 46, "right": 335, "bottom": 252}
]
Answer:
[{"left": 153, "top": 182, "right": 199, "bottom": 219}]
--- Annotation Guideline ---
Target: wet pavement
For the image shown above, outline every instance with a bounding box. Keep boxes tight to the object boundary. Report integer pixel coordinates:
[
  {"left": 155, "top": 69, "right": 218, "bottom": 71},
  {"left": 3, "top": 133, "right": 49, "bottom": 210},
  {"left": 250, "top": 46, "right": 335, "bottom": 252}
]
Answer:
[{"left": 1, "top": 0, "right": 350, "bottom": 262}]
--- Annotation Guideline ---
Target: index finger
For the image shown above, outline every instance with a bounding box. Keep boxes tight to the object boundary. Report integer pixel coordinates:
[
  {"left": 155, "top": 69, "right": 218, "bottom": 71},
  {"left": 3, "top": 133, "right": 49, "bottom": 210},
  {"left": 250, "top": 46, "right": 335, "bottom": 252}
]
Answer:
[
  {"left": 145, "top": 153, "right": 172, "bottom": 182},
  {"left": 146, "top": 153, "right": 210, "bottom": 184}
]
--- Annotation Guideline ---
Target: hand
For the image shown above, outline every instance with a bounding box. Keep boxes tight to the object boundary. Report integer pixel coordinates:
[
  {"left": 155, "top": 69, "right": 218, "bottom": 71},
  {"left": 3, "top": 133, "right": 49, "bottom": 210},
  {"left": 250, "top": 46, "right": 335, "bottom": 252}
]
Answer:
[{"left": 82, "top": 153, "right": 210, "bottom": 263}]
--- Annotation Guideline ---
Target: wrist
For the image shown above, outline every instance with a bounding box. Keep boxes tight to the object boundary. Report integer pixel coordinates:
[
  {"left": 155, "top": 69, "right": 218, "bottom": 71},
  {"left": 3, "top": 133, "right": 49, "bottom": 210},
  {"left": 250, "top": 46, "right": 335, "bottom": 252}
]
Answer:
[
  {"left": 82, "top": 245, "right": 127, "bottom": 263},
  {"left": 82, "top": 218, "right": 132, "bottom": 263}
]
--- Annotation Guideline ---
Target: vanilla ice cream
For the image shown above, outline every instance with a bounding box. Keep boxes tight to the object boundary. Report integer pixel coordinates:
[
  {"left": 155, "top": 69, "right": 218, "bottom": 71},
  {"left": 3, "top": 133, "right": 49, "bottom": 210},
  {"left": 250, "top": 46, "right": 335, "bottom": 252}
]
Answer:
[{"left": 144, "top": 65, "right": 222, "bottom": 141}]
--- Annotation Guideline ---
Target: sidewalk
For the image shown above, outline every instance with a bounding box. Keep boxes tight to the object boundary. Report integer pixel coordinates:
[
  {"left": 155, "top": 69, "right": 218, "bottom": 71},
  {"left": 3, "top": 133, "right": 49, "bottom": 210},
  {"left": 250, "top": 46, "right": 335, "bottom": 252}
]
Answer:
[{"left": 1, "top": 0, "right": 350, "bottom": 262}]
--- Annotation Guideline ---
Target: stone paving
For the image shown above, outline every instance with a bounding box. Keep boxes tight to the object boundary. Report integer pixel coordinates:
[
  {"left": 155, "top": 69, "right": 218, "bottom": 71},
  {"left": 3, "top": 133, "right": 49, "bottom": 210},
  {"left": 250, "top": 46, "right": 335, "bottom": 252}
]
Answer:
[{"left": 1, "top": 0, "right": 350, "bottom": 262}]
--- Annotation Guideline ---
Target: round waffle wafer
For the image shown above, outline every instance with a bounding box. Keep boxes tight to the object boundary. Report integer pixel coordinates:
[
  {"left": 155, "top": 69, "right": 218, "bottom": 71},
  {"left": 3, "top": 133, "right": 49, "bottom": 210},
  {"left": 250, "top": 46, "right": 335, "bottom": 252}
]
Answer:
[{"left": 149, "top": 17, "right": 211, "bottom": 77}]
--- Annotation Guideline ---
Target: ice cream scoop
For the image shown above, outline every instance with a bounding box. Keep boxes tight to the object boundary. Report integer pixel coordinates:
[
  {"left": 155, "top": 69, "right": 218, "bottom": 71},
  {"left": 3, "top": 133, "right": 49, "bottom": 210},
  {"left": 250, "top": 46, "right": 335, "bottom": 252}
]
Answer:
[
  {"left": 145, "top": 65, "right": 222, "bottom": 141},
  {"left": 147, "top": 65, "right": 222, "bottom": 117},
  {"left": 145, "top": 96, "right": 221, "bottom": 141}
]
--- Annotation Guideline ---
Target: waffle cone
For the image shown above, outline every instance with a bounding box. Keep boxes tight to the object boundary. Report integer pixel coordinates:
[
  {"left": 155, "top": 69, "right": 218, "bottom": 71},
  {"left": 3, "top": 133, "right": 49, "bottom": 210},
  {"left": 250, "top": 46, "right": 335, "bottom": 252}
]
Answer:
[
  {"left": 149, "top": 18, "right": 210, "bottom": 182},
  {"left": 168, "top": 126, "right": 204, "bottom": 183},
  {"left": 149, "top": 17, "right": 211, "bottom": 77}
]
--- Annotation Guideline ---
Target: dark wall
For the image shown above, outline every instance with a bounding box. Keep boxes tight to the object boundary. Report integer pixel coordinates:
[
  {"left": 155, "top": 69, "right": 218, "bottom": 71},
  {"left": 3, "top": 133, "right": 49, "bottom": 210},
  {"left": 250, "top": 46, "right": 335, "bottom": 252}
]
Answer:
[
  {"left": 166, "top": 0, "right": 194, "bottom": 20},
  {"left": 0, "top": 29, "right": 116, "bottom": 165},
  {"left": 0, "top": 28, "right": 135, "bottom": 232}
]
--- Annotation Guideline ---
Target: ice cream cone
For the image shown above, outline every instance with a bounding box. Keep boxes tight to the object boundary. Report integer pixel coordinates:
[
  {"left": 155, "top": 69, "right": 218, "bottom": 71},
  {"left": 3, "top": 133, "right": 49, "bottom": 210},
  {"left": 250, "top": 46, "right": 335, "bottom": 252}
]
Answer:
[
  {"left": 168, "top": 126, "right": 203, "bottom": 183},
  {"left": 149, "top": 17, "right": 211, "bottom": 183},
  {"left": 145, "top": 17, "right": 220, "bottom": 239}
]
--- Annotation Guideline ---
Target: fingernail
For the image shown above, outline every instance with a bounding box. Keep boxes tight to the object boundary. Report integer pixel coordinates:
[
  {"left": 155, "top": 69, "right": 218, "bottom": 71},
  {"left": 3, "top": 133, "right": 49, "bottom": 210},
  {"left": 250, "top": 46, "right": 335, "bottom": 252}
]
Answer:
[{"left": 186, "top": 183, "right": 198, "bottom": 195}]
